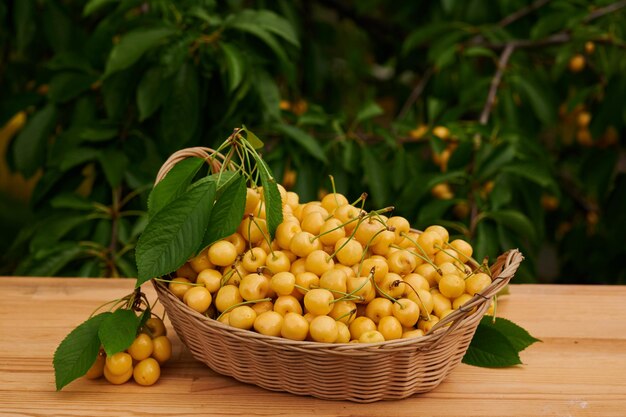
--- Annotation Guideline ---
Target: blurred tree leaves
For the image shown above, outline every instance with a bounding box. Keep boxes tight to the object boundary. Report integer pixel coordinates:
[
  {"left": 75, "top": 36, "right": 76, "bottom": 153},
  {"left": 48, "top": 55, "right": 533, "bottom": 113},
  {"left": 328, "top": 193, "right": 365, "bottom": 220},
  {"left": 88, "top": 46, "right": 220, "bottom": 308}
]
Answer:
[{"left": 1, "top": 0, "right": 625, "bottom": 284}]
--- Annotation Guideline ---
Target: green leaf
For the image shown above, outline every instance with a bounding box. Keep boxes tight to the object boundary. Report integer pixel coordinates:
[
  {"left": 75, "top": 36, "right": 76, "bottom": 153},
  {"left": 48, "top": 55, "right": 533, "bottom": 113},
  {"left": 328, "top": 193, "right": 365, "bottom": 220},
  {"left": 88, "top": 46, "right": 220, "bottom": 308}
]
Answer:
[
  {"left": 13, "top": 104, "right": 57, "bottom": 178},
  {"left": 78, "top": 259, "right": 104, "bottom": 277},
  {"left": 426, "top": 170, "right": 467, "bottom": 189},
  {"left": 101, "top": 70, "right": 135, "bottom": 121},
  {"left": 580, "top": 149, "right": 618, "bottom": 200},
  {"left": 475, "top": 220, "right": 499, "bottom": 263},
  {"left": 130, "top": 214, "right": 149, "bottom": 241},
  {"left": 83, "top": 0, "right": 117, "bottom": 16},
  {"left": 98, "top": 148, "right": 129, "bottom": 187},
  {"left": 50, "top": 194, "right": 95, "bottom": 211},
  {"left": 361, "top": 146, "right": 388, "bottom": 208},
  {"left": 227, "top": 10, "right": 299, "bottom": 47},
  {"left": 476, "top": 144, "right": 516, "bottom": 181},
  {"left": 136, "top": 178, "right": 216, "bottom": 285},
  {"left": 221, "top": 43, "right": 245, "bottom": 92},
  {"left": 482, "top": 210, "right": 537, "bottom": 242},
  {"left": 416, "top": 198, "right": 460, "bottom": 226},
  {"left": 54, "top": 312, "right": 110, "bottom": 390},
  {"left": 137, "top": 67, "right": 170, "bottom": 122},
  {"left": 147, "top": 157, "right": 204, "bottom": 218},
  {"left": 489, "top": 178, "right": 513, "bottom": 209},
  {"left": 433, "top": 43, "right": 457, "bottom": 70},
  {"left": 79, "top": 126, "right": 118, "bottom": 142},
  {"left": 115, "top": 254, "right": 138, "bottom": 278},
  {"left": 105, "top": 27, "right": 176, "bottom": 77},
  {"left": 243, "top": 126, "right": 264, "bottom": 149},
  {"left": 530, "top": 14, "right": 568, "bottom": 40},
  {"left": 427, "top": 97, "right": 445, "bottom": 122},
  {"left": 275, "top": 124, "right": 328, "bottom": 163},
  {"left": 159, "top": 36, "right": 193, "bottom": 78},
  {"left": 16, "top": 242, "right": 84, "bottom": 277},
  {"left": 402, "top": 22, "right": 453, "bottom": 55},
  {"left": 138, "top": 306, "right": 151, "bottom": 329},
  {"left": 187, "top": 5, "right": 216, "bottom": 23},
  {"left": 201, "top": 174, "right": 246, "bottom": 249},
  {"left": 340, "top": 140, "right": 358, "bottom": 174},
  {"left": 463, "top": 318, "right": 522, "bottom": 368},
  {"left": 14, "top": 0, "right": 36, "bottom": 56},
  {"left": 98, "top": 309, "right": 139, "bottom": 356},
  {"left": 160, "top": 62, "right": 199, "bottom": 149},
  {"left": 463, "top": 46, "right": 497, "bottom": 59},
  {"left": 512, "top": 75, "right": 556, "bottom": 124},
  {"left": 254, "top": 71, "right": 281, "bottom": 121},
  {"left": 356, "top": 100, "right": 384, "bottom": 123},
  {"left": 59, "top": 147, "right": 100, "bottom": 172},
  {"left": 227, "top": 20, "right": 289, "bottom": 65},
  {"left": 251, "top": 154, "right": 283, "bottom": 240},
  {"left": 501, "top": 162, "right": 555, "bottom": 189},
  {"left": 209, "top": 171, "right": 239, "bottom": 190},
  {"left": 30, "top": 169, "right": 62, "bottom": 207},
  {"left": 482, "top": 316, "right": 541, "bottom": 352},
  {"left": 48, "top": 72, "right": 97, "bottom": 104},
  {"left": 30, "top": 214, "right": 88, "bottom": 252},
  {"left": 391, "top": 148, "right": 407, "bottom": 189},
  {"left": 429, "top": 135, "right": 446, "bottom": 155},
  {"left": 41, "top": 0, "right": 75, "bottom": 54},
  {"left": 46, "top": 52, "right": 94, "bottom": 73}
]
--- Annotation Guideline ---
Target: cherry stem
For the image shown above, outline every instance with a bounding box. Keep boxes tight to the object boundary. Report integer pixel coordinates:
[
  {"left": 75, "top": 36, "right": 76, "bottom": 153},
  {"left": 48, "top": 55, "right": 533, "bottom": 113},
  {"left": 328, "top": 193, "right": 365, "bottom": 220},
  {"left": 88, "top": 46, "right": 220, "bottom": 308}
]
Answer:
[
  {"left": 215, "top": 297, "right": 272, "bottom": 322},
  {"left": 153, "top": 277, "right": 205, "bottom": 287},
  {"left": 481, "top": 257, "right": 493, "bottom": 278},
  {"left": 396, "top": 279, "right": 431, "bottom": 321},
  {"left": 332, "top": 270, "right": 374, "bottom": 303},
  {"left": 357, "top": 228, "right": 388, "bottom": 277},
  {"left": 312, "top": 216, "right": 360, "bottom": 242},
  {"left": 328, "top": 175, "right": 339, "bottom": 208},
  {"left": 334, "top": 308, "right": 357, "bottom": 322},
  {"left": 389, "top": 244, "right": 441, "bottom": 275},
  {"left": 398, "top": 232, "right": 443, "bottom": 274},
  {"left": 350, "top": 192, "right": 368, "bottom": 207},
  {"left": 326, "top": 207, "right": 392, "bottom": 259},
  {"left": 251, "top": 215, "right": 276, "bottom": 258},
  {"left": 371, "top": 275, "right": 400, "bottom": 305},
  {"left": 256, "top": 265, "right": 273, "bottom": 275},
  {"left": 310, "top": 284, "right": 353, "bottom": 297},
  {"left": 432, "top": 245, "right": 470, "bottom": 276},
  {"left": 220, "top": 268, "right": 236, "bottom": 287},
  {"left": 294, "top": 284, "right": 310, "bottom": 293},
  {"left": 89, "top": 296, "right": 127, "bottom": 318},
  {"left": 326, "top": 214, "right": 367, "bottom": 260},
  {"left": 437, "top": 242, "right": 481, "bottom": 268},
  {"left": 246, "top": 213, "right": 254, "bottom": 253}
]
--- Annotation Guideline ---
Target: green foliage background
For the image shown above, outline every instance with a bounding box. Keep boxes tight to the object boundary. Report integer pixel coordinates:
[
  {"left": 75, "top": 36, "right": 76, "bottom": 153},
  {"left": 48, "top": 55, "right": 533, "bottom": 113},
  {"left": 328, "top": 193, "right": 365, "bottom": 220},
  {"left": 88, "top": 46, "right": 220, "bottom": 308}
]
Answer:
[{"left": 1, "top": 0, "right": 625, "bottom": 284}]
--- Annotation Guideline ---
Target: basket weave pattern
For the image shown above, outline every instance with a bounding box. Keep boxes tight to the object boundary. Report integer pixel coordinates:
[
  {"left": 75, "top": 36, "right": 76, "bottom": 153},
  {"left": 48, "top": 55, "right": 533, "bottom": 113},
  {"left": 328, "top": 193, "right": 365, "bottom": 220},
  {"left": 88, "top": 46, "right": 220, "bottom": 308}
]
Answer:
[{"left": 152, "top": 147, "right": 524, "bottom": 402}]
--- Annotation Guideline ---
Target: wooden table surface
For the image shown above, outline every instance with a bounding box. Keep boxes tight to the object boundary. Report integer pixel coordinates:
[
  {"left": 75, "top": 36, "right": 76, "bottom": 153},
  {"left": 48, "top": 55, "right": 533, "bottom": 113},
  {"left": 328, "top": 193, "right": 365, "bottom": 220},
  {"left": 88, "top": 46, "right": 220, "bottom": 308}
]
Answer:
[{"left": 1, "top": 278, "right": 625, "bottom": 416}]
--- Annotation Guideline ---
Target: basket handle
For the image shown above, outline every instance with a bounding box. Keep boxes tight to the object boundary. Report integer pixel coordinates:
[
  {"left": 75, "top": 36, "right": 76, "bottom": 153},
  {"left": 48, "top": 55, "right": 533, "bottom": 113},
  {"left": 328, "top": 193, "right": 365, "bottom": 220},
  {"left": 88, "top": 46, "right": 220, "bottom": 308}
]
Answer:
[
  {"left": 422, "top": 248, "right": 524, "bottom": 349},
  {"left": 155, "top": 146, "right": 235, "bottom": 185}
]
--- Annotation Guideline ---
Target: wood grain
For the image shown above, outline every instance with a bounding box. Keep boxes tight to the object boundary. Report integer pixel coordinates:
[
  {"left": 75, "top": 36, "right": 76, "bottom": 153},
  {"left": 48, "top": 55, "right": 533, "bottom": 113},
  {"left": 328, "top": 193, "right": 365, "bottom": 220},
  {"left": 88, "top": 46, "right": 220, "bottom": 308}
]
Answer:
[{"left": 1, "top": 278, "right": 625, "bottom": 416}]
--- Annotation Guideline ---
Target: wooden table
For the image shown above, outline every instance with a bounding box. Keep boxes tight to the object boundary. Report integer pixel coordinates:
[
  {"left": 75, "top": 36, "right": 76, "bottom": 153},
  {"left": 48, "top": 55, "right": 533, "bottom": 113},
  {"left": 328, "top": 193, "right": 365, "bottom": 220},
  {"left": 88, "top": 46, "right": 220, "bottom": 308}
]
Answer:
[{"left": 1, "top": 278, "right": 625, "bottom": 416}]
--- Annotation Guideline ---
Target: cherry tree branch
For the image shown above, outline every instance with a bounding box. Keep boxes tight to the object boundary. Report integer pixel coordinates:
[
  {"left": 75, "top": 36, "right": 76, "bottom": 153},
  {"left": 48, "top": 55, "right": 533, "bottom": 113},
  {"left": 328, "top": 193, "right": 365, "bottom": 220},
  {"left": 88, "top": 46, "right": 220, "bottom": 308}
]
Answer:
[
  {"left": 479, "top": 44, "right": 515, "bottom": 126},
  {"left": 470, "top": 0, "right": 626, "bottom": 51},
  {"left": 397, "top": 67, "right": 434, "bottom": 120},
  {"left": 585, "top": 0, "right": 626, "bottom": 22},
  {"left": 498, "top": 0, "right": 551, "bottom": 27}
]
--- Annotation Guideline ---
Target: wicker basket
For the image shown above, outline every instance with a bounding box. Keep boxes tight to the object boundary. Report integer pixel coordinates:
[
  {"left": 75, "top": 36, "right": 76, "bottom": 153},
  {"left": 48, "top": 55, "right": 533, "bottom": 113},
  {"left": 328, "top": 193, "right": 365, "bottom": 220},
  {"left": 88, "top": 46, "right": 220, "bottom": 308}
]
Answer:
[{"left": 152, "top": 147, "right": 524, "bottom": 403}]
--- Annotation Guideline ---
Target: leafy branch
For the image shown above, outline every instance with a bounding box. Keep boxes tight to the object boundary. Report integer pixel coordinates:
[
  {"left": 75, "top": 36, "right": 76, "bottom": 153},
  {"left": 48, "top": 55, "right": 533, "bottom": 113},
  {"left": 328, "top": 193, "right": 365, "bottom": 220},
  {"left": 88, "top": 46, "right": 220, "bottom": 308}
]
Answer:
[{"left": 468, "top": 0, "right": 626, "bottom": 50}]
